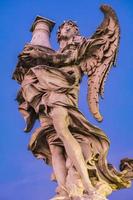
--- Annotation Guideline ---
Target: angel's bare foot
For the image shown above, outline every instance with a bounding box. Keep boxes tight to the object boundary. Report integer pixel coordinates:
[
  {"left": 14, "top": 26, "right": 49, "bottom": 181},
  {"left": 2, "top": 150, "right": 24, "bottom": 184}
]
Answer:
[
  {"left": 50, "top": 194, "right": 69, "bottom": 200},
  {"left": 83, "top": 190, "right": 107, "bottom": 200}
]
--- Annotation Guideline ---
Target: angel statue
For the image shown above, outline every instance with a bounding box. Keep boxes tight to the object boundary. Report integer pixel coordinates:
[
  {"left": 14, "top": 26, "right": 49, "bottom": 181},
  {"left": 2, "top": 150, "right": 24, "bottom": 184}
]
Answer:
[{"left": 13, "top": 4, "right": 133, "bottom": 200}]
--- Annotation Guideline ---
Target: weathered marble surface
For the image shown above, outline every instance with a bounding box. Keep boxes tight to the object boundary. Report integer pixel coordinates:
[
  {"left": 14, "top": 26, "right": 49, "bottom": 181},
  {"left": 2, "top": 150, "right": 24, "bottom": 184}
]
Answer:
[{"left": 13, "top": 4, "right": 133, "bottom": 200}]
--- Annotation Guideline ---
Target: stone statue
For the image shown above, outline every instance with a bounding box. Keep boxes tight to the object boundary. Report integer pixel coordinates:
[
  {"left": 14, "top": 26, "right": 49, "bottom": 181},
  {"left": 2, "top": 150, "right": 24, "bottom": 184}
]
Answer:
[{"left": 13, "top": 5, "right": 133, "bottom": 200}]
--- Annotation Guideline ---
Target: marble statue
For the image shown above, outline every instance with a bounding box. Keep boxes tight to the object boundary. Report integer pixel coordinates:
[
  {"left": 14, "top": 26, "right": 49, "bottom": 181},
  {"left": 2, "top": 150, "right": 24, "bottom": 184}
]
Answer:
[{"left": 13, "top": 5, "right": 133, "bottom": 200}]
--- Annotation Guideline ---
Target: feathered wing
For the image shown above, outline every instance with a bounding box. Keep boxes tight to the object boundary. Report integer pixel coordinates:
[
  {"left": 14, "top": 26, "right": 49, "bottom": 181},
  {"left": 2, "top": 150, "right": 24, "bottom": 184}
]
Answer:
[{"left": 80, "top": 5, "right": 120, "bottom": 122}]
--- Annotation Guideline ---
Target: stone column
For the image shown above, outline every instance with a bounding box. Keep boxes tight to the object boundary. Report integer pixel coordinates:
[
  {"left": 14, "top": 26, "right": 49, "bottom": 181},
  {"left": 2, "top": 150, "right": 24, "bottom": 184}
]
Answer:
[{"left": 30, "top": 16, "right": 55, "bottom": 49}]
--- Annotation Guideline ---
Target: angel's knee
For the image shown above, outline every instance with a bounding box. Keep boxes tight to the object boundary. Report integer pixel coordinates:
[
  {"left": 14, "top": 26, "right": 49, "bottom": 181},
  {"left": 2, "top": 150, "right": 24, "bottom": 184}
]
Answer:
[
  {"left": 51, "top": 107, "right": 69, "bottom": 128},
  {"left": 49, "top": 145, "right": 64, "bottom": 157}
]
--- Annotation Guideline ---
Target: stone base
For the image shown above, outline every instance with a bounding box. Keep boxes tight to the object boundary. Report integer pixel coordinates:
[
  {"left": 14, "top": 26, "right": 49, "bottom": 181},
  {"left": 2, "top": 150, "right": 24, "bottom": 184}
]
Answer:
[{"left": 50, "top": 193, "right": 108, "bottom": 200}]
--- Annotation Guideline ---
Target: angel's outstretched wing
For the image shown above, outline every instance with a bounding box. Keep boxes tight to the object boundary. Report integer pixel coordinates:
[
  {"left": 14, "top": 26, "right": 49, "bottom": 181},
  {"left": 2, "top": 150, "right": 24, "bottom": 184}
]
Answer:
[{"left": 80, "top": 5, "right": 120, "bottom": 122}]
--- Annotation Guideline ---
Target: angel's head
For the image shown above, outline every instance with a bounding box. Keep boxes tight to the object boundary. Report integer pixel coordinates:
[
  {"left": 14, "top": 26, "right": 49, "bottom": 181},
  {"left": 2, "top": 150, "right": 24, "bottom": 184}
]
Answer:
[{"left": 57, "top": 20, "right": 79, "bottom": 43}]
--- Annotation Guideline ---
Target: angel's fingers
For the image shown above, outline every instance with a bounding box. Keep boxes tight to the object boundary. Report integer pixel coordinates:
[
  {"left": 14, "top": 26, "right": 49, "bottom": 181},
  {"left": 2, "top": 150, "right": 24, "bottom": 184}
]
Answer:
[
  {"left": 24, "top": 57, "right": 32, "bottom": 62},
  {"left": 24, "top": 46, "right": 33, "bottom": 51},
  {"left": 20, "top": 73, "right": 24, "bottom": 82},
  {"left": 22, "top": 51, "right": 31, "bottom": 55},
  {"left": 19, "top": 53, "right": 30, "bottom": 59}
]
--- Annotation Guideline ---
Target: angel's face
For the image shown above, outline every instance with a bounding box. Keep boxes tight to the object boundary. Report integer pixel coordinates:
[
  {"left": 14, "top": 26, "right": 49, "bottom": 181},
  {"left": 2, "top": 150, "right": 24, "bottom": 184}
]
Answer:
[{"left": 60, "top": 23, "right": 77, "bottom": 40}]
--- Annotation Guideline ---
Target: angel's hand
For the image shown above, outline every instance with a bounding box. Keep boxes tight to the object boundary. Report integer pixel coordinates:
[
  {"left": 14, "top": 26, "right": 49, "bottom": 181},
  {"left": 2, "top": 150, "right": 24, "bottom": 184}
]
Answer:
[{"left": 19, "top": 48, "right": 43, "bottom": 61}]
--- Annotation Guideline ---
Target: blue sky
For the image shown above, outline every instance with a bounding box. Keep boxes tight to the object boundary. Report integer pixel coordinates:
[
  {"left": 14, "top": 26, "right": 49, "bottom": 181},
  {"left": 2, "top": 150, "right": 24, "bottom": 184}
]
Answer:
[{"left": 0, "top": 0, "right": 133, "bottom": 200}]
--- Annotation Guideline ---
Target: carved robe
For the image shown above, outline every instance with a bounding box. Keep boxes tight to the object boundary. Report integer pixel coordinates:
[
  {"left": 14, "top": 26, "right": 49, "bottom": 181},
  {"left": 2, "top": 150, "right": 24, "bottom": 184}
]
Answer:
[{"left": 14, "top": 40, "right": 130, "bottom": 192}]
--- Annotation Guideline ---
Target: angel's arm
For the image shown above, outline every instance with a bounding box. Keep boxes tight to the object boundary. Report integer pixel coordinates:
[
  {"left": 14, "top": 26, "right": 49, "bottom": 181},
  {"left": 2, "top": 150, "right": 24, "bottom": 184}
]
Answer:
[
  {"left": 19, "top": 44, "right": 77, "bottom": 67},
  {"left": 41, "top": 51, "right": 76, "bottom": 66}
]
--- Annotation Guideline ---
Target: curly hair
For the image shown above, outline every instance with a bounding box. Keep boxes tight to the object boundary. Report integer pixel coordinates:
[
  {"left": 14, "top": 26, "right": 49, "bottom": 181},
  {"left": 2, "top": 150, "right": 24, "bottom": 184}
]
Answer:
[{"left": 57, "top": 20, "right": 79, "bottom": 42}]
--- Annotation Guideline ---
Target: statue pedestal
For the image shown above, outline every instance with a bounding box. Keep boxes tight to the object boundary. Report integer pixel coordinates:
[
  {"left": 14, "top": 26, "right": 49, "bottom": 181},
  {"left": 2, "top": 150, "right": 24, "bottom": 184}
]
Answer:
[{"left": 50, "top": 193, "right": 108, "bottom": 200}]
